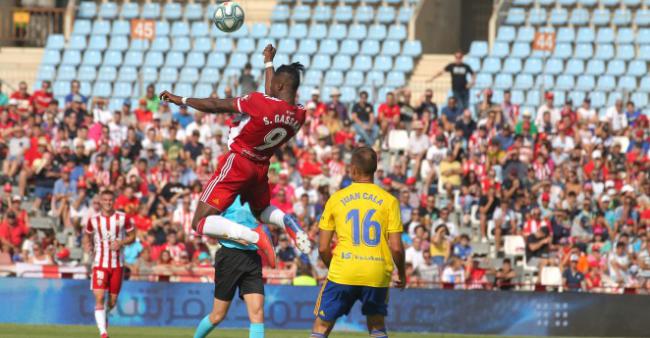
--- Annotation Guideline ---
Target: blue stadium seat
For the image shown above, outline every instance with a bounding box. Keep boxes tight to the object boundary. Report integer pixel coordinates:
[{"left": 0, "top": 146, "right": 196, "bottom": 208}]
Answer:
[
  {"left": 398, "top": 7, "right": 414, "bottom": 24},
  {"left": 637, "top": 9, "right": 650, "bottom": 26},
  {"left": 590, "top": 92, "right": 606, "bottom": 109},
  {"left": 144, "top": 51, "right": 164, "bottom": 67},
  {"left": 121, "top": 3, "right": 139, "bottom": 19},
  {"left": 340, "top": 40, "right": 359, "bottom": 55},
  {"left": 544, "top": 58, "right": 563, "bottom": 75},
  {"left": 494, "top": 74, "right": 513, "bottom": 90},
  {"left": 526, "top": 91, "right": 541, "bottom": 107},
  {"left": 271, "top": 5, "right": 290, "bottom": 22},
  {"left": 536, "top": 74, "right": 554, "bottom": 89},
  {"left": 151, "top": 37, "right": 170, "bottom": 52},
  {"left": 550, "top": 8, "right": 568, "bottom": 25},
  {"left": 37, "top": 65, "right": 56, "bottom": 81},
  {"left": 386, "top": 71, "right": 406, "bottom": 87},
  {"left": 111, "top": 20, "right": 130, "bottom": 36},
  {"left": 616, "top": 28, "right": 634, "bottom": 44},
  {"left": 537, "top": 0, "right": 554, "bottom": 5},
  {"left": 578, "top": 0, "right": 597, "bottom": 6},
  {"left": 387, "top": 25, "right": 407, "bottom": 41},
  {"left": 481, "top": 57, "right": 501, "bottom": 74},
  {"left": 377, "top": 7, "right": 396, "bottom": 24},
  {"left": 624, "top": 0, "right": 642, "bottom": 6},
  {"left": 618, "top": 76, "right": 637, "bottom": 91},
  {"left": 570, "top": 8, "right": 590, "bottom": 25},
  {"left": 523, "top": 58, "right": 542, "bottom": 74},
  {"left": 311, "top": 55, "right": 331, "bottom": 71},
  {"left": 503, "top": 58, "right": 522, "bottom": 74},
  {"left": 592, "top": 8, "right": 610, "bottom": 26},
  {"left": 171, "top": 22, "right": 190, "bottom": 37},
  {"left": 250, "top": 23, "right": 268, "bottom": 39},
  {"left": 594, "top": 44, "right": 614, "bottom": 60},
  {"left": 41, "top": 50, "right": 61, "bottom": 66},
  {"left": 606, "top": 60, "right": 626, "bottom": 76},
  {"left": 228, "top": 52, "right": 248, "bottom": 69},
  {"left": 403, "top": 41, "right": 421, "bottom": 57},
  {"left": 113, "top": 82, "right": 133, "bottom": 99},
  {"left": 215, "top": 38, "right": 234, "bottom": 53},
  {"left": 611, "top": 8, "right": 632, "bottom": 26},
  {"left": 366, "top": 71, "right": 384, "bottom": 87},
  {"left": 496, "top": 26, "right": 515, "bottom": 42},
  {"left": 184, "top": 3, "right": 203, "bottom": 21},
  {"left": 313, "top": 5, "right": 332, "bottom": 22},
  {"left": 53, "top": 81, "right": 70, "bottom": 97},
  {"left": 576, "top": 75, "right": 595, "bottom": 91},
  {"left": 641, "top": 77, "right": 650, "bottom": 92},
  {"left": 574, "top": 44, "right": 593, "bottom": 59},
  {"left": 328, "top": 24, "right": 347, "bottom": 40},
  {"left": 353, "top": 55, "right": 372, "bottom": 72},
  {"left": 555, "top": 75, "right": 575, "bottom": 91},
  {"left": 256, "top": 38, "right": 275, "bottom": 53},
  {"left": 491, "top": 42, "right": 510, "bottom": 58},
  {"left": 324, "top": 71, "right": 344, "bottom": 86},
  {"left": 506, "top": 8, "right": 526, "bottom": 25},
  {"left": 160, "top": 67, "right": 178, "bottom": 83},
  {"left": 278, "top": 39, "right": 297, "bottom": 54},
  {"left": 82, "top": 50, "right": 101, "bottom": 66},
  {"left": 556, "top": 27, "right": 575, "bottom": 43},
  {"left": 308, "top": 24, "right": 327, "bottom": 40},
  {"left": 173, "top": 83, "right": 194, "bottom": 98},
  {"left": 552, "top": 43, "right": 572, "bottom": 59},
  {"left": 319, "top": 39, "right": 338, "bottom": 56},
  {"left": 92, "top": 82, "right": 112, "bottom": 97},
  {"left": 193, "top": 37, "right": 212, "bottom": 53},
  {"left": 616, "top": 44, "right": 635, "bottom": 61},
  {"left": 596, "top": 76, "right": 616, "bottom": 91},
  {"left": 348, "top": 24, "right": 367, "bottom": 40},
  {"left": 304, "top": 70, "right": 322, "bottom": 86},
  {"left": 600, "top": 0, "right": 619, "bottom": 6},
  {"left": 374, "top": 55, "right": 393, "bottom": 72},
  {"left": 78, "top": 1, "right": 96, "bottom": 19},
  {"left": 97, "top": 66, "right": 116, "bottom": 82},
  {"left": 292, "top": 54, "right": 311, "bottom": 68},
  {"left": 368, "top": 25, "right": 387, "bottom": 40},
  {"left": 514, "top": 74, "right": 533, "bottom": 90},
  {"left": 98, "top": 2, "right": 117, "bottom": 19},
  {"left": 45, "top": 35, "right": 65, "bottom": 50},
  {"left": 298, "top": 39, "right": 317, "bottom": 55},
  {"left": 512, "top": 0, "right": 532, "bottom": 4},
  {"left": 529, "top": 8, "right": 547, "bottom": 25},
  {"left": 361, "top": 40, "right": 380, "bottom": 55},
  {"left": 565, "top": 59, "right": 584, "bottom": 76},
  {"left": 186, "top": 52, "right": 206, "bottom": 68},
  {"left": 194, "top": 84, "right": 213, "bottom": 98},
  {"left": 640, "top": 45, "right": 650, "bottom": 60},
  {"left": 631, "top": 92, "right": 648, "bottom": 107},
  {"left": 141, "top": 2, "right": 160, "bottom": 19},
  {"left": 395, "top": 56, "right": 414, "bottom": 73},
  {"left": 468, "top": 41, "right": 488, "bottom": 58},
  {"left": 286, "top": 24, "right": 307, "bottom": 39},
  {"left": 78, "top": 65, "right": 98, "bottom": 82},
  {"left": 339, "top": 86, "right": 356, "bottom": 103},
  {"left": 199, "top": 68, "right": 220, "bottom": 84},
  {"left": 516, "top": 27, "right": 535, "bottom": 42},
  {"left": 117, "top": 67, "right": 137, "bottom": 82},
  {"left": 334, "top": 6, "right": 353, "bottom": 23},
  {"left": 268, "top": 23, "right": 289, "bottom": 39},
  {"left": 236, "top": 38, "right": 255, "bottom": 54},
  {"left": 56, "top": 65, "right": 76, "bottom": 81},
  {"left": 511, "top": 42, "right": 530, "bottom": 58},
  {"left": 475, "top": 74, "right": 492, "bottom": 89},
  {"left": 250, "top": 53, "right": 264, "bottom": 69},
  {"left": 381, "top": 41, "right": 401, "bottom": 56},
  {"left": 585, "top": 60, "right": 605, "bottom": 75},
  {"left": 69, "top": 35, "right": 87, "bottom": 50},
  {"left": 627, "top": 60, "right": 647, "bottom": 77},
  {"left": 464, "top": 56, "right": 480, "bottom": 71},
  {"left": 165, "top": 51, "right": 185, "bottom": 68},
  {"left": 355, "top": 6, "right": 374, "bottom": 24},
  {"left": 191, "top": 22, "right": 209, "bottom": 38},
  {"left": 596, "top": 28, "right": 614, "bottom": 43},
  {"left": 292, "top": 5, "right": 310, "bottom": 22},
  {"left": 92, "top": 21, "right": 110, "bottom": 36},
  {"left": 102, "top": 50, "right": 122, "bottom": 67},
  {"left": 73, "top": 20, "right": 91, "bottom": 36},
  {"left": 163, "top": 2, "right": 182, "bottom": 20},
  {"left": 568, "top": 91, "right": 585, "bottom": 105},
  {"left": 206, "top": 53, "right": 227, "bottom": 69}
]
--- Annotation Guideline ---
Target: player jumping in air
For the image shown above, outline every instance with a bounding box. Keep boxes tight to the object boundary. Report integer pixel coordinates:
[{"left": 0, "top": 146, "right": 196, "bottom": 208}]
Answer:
[
  {"left": 311, "top": 147, "right": 406, "bottom": 338},
  {"left": 84, "top": 190, "right": 136, "bottom": 338},
  {"left": 159, "top": 45, "right": 311, "bottom": 266}
]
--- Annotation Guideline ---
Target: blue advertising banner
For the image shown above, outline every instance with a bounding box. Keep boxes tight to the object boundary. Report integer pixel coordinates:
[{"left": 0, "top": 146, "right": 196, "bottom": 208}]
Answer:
[{"left": 0, "top": 278, "right": 649, "bottom": 337}]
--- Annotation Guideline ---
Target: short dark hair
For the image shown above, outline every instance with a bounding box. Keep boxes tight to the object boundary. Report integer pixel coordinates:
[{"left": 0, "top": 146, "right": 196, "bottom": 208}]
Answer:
[
  {"left": 101, "top": 189, "right": 115, "bottom": 197},
  {"left": 351, "top": 146, "right": 377, "bottom": 177},
  {"left": 275, "top": 62, "right": 305, "bottom": 92}
]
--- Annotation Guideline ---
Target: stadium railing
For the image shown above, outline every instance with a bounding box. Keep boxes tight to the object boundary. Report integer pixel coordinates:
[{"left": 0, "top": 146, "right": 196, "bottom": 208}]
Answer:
[{"left": 0, "top": 6, "right": 66, "bottom": 47}]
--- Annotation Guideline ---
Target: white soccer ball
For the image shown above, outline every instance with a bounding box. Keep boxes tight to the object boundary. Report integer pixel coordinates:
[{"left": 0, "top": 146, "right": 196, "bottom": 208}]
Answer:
[{"left": 213, "top": 2, "right": 245, "bottom": 33}]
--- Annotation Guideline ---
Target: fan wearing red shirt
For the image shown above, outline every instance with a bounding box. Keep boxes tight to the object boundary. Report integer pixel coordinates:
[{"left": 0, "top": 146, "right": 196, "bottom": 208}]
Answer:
[
  {"left": 0, "top": 211, "right": 28, "bottom": 248},
  {"left": 298, "top": 150, "right": 323, "bottom": 177},
  {"left": 133, "top": 204, "right": 153, "bottom": 233},
  {"left": 30, "top": 80, "right": 53, "bottom": 114},
  {"left": 333, "top": 120, "right": 356, "bottom": 145},
  {"left": 134, "top": 99, "right": 153, "bottom": 131},
  {"left": 158, "top": 45, "right": 311, "bottom": 268},
  {"left": 9, "top": 81, "right": 31, "bottom": 114},
  {"left": 377, "top": 92, "right": 401, "bottom": 135},
  {"left": 160, "top": 231, "right": 187, "bottom": 262},
  {"left": 270, "top": 189, "right": 294, "bottom": 214},
  {"left": 114, "top": 186, "right": 140, "bottom": 216}
]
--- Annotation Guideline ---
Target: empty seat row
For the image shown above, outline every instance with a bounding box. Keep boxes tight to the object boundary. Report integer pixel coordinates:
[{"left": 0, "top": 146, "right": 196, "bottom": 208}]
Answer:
[
  {"left": 272, "top": 5, "right": 413, "bottom": 24},
  {"left": 496, "top": 26, "right": 650, "bottom": 45},
  {"left": 480, "top": 56, "right": 649, "bottom": 75},
  {"left": 474, "top": 42, "right": 644, "bottom": 61},
  {"left": 506, "top": 7, "right": 650, "bottom": 26},
  {"left": 475, "top": 73, "right": 647, "bottom": 93},
  {"left": 512, "top": 0, "right": 644, "bottom": 7}
]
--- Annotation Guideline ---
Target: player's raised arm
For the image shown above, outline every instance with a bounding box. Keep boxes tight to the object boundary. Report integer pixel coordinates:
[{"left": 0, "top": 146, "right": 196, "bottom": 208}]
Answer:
[
  {"left": 263, "top": 44, "right": 276, "bottom": 95},
  {"left": 159, "top": 90, "right": 237, "bottom": 114}
]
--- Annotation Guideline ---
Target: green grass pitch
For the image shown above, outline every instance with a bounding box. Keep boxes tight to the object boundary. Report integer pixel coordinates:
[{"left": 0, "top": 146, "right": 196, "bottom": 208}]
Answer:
[{"left": 0, "top": 324, "right": 614, "bottom": 338}]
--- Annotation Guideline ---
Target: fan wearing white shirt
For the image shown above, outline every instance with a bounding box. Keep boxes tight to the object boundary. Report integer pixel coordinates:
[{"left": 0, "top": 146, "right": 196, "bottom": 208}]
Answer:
[
  {"left": 535, "top": 92, "right": 561, "bottom": 128},
  {"left": 108, "top": 111, "right": 128, "bottom": 145},
  {"left": 185, "top": 110, "right": 213, "bottom": 144},
  {"left": 604, "top": 99, "right": 628, "bottom": 135},
  {"left": 576, "top": 98, "right": 597, "bottom": 128},
  {"left": 92, "top": 97, "right": 113, "bottom": 125}
]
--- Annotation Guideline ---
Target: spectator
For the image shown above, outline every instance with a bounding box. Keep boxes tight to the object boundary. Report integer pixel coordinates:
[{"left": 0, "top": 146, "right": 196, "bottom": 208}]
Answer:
[
  {"left": 30, "top": 80, "right": 53, "bottom": 114},
  {"left": 307, "top": 89, "right": 327, "bottom": 117},
  {"left": 430, "top": 225, "right": 450, "bottom": 266},
  {"left": 64, "top": 80, "right": 88, "bottom": 109},
  {"left": 398, "top": 88, "right": 416, "bottom": 124},
  {"left": 417, "top": 88, "right": 438, "bottom": 119},
  {"left": 526, "top": 226, "right": 552, "bottom": 270},
  {"left": 0, "top": 211, "right": 28, "bottom": 250},
  {"left": 277, "top": 235, "right": 297, "bottom": 266},
  {"left": 563, "top": 254, "right": 586, "bottom": 291},
  {"left": 440, "top": 97, "right": 462, "bottom": 131},
  {"left": 605, "top": 99, "right": 627, "bottom": 135},
  {"left": 536, "top": 92, "right": 560, "bottom": 128},
  {"left": 0, "top": 82, "right": 8, "bottom": 106},
  {"left": 143, "top": 84, "right": 160, "bottom": 113},
  {"left": 237, "top": 63, "right": 258, "bottom": 96},
  {"left": 161, "top": 231, "right": 186, "bottom": 263},
  {"left": 377, "top": 92, "right": 400, "bottom": 135},
  {"left": 351, "top": 91, "right": 379, "bottom": 146},
  {"left": 495, "top": 258, "right": 517, "bottom": 290},
  {"left": 29, "top": 243, "right": 54, "bottom": 265},
  {"left": 441, "top": 256, "right": 466, "bottom": 289},
  {"left": 430, "top": 51, "right": 475, "bottom": 110},
  {"left": 415, "top": 250, "right": 439, "bottom": 288},
  {"left": 608, "top": 242, "right": 630, "bottom": 286},
  {"left": 327, "top": 88, "right": 348, "bottom": 121},
  {"left": 10, "top": 81, "right": 31, "bottom": 113},
  {"left": 293, "top": 261, "right": 317, "bottom": 286}
]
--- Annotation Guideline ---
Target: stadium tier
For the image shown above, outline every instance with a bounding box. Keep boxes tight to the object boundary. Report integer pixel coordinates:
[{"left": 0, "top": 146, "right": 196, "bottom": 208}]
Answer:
[
  {"left": 37, "top": 0, "right": 423, "bottom": 111},
  {"left": 469, "top": 0, "right": 650, "bottom": 116}
]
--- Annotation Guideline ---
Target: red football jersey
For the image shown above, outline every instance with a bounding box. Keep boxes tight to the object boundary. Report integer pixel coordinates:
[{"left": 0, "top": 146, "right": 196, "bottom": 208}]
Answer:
[{"left": 231, "top": 92, "right": 306, "bottom": 162}]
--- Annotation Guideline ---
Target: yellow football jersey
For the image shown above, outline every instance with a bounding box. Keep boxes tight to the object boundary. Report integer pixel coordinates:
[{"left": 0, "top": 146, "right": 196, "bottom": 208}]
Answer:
[{"left": 319, "top": 182, "right": 403, "bottom": 287}]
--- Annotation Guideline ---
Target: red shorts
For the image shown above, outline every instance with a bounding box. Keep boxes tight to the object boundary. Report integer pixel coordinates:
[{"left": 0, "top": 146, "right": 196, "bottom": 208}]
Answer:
[
  {"left": 200, "top": 151, "right": 270, "bottom": 213},
  {"left": 91, "top": 267, "right": 123, "bottom": 294}
]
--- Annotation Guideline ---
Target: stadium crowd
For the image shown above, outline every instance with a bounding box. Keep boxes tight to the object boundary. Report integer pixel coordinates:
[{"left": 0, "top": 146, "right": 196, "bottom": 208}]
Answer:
[{"left": 0, "top": 62, "right": 649, "bottom": 293}]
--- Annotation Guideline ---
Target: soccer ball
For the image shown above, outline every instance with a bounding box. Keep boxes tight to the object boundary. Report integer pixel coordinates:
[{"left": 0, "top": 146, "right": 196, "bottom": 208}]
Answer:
[{"left": 213, "top": 2, "right": 245, "bottom": 33}]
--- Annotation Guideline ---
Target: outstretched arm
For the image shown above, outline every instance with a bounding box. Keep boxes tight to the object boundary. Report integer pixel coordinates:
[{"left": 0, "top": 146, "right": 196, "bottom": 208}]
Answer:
[
  {"left": 263, "top": 44, "right": 276, "bottom": 95},
  {"left": 159, "top": 91, "right": 237, "bottom": 114}
]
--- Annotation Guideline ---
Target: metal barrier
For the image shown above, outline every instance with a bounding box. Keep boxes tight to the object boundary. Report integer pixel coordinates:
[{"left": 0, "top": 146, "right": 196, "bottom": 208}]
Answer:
[{"left": 0, "top": 7, "right": 65, "bottom": 47}]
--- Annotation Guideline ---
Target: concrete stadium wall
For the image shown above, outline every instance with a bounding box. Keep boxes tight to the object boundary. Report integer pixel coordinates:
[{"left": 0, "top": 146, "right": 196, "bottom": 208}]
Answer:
[{"left": 1, "top": 278, "right": 649, "bottom": 336}]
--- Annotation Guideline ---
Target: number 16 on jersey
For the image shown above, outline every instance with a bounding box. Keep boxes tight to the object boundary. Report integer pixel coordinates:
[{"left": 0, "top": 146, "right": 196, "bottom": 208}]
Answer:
[{"left": 346, "top": 209, "right": 381, "bottom": 247}]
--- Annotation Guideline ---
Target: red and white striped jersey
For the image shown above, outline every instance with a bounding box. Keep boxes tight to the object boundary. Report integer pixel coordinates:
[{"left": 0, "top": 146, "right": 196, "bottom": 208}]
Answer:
[{"left": 85, "top": 212, "right": 134, "bottom": 269}]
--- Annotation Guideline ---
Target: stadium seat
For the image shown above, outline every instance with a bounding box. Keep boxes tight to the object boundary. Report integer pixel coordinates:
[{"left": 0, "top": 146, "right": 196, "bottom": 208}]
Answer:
[
  {"left": 386, "top": 71, "right": 406, "bottom": 87},
  {"left": 506, "top": 8, "right": 526, "bottom": 25},
  {"left": 496, "top": 26, "right": 515, "bottom": 42},
  {"left": 464, "top": 56, "right": 480, "bottom": 71},
  {"left": 292, "top": 54, "right": 311, "bottom": 68},
  {"left": 298, "top": 39, "right": 318, "bottom": 55},
  {"left": 512, "top": 0, "right": 532, "bottom": 4},
  {"left": 592, "top": 8, "right": 610, "bottom": 26},
  {"left": 334, "top": 6, "right": 353, "bottom": 23},
  {"left": 355, "top": 6, "right": 374, "bottom": 24},
  {"left": 45, "top": 35, "right": 65, "bottom": 50},
  {"left": 624, "top": 0, "right": 642, "bottom": 6},
  {"left": 192, "top": 37, "right": 211, "bottom": 53},
  {"left": 618, "top": 76, "right": 637, "bottom": 91},
  {"left": 631, "top": 92, "right": 648, "bottom": 107},
  {"left": 171, "top": 22, "right": 190, "bottom": 37},
  {"left": 56, "top": 65, "right": 76, "bottom": 81},
  {"left": 374, "top": 55, "right": 393, "bottom": 72},
  {"left": 616, "top": 28, "right": 635, "bottom": 44},
  {"left": 556, "top": 27, "right": 575, "bottom": 43},
  {"left": 640, "top": 45, "right": 650, "bottom": 61},
  {"left": 550, "top": 8, "right": 568, "bottom": 25},
  {"left": 78, "top": 1, "right": 96, "bottom": 19},
  {"left": 308, "top": 24, "right": 328, "bottom": 40},
  {"left": 403, "top": 41, "right": 422, "bottom": 57},
  {"left": 381, "top": 41, "right": 401, "bottom": 56},
  {"left": 278, "top": 39, "right": 297, "bottom": 54},
  {"left": 250, "top": 23, "right": 268, "bottom": 39},
  {"left": 475, "top": 73, "right": 492, "bottom": 89},
  {"left": 236, "top": 38, "right": 255, "bottom": 54},
  {"left": 387, "top": 25, "right": 407, "bottom": 41},
  {"left": 348, "top": 24, "right": 367, "bottom": 40},
  {"left": 53, "top": 81, "right": 70, "bottom": 97},
  {"left": 82, "top": 50, "right": 101, "bottom": 66},
  {"left": 637, "top": 9, "right": 650, "bottom": 26},
  {"left": 173, "top": 83, "right": 194, "bottom": 98},
  {"left": 97, "top": 66, "right": 117, "bottom": 82},
  {"left": 468, "top": 41, "right": 488, "bottom": 58},
  {"left": 91, "top": 21, "right": 110, "bottom": 36},
  {"left": 523, "top": 58, "right": 542, "bottom": 74},
  {"left": 123, "top": 51, "right": 143, "bottom": 68},
  {"left": 377, "top": 7, "right": 396, "bottom": 24},
  {"left": 72, "top": 20, "right": 91, "bottom": 36},
  {"left": 194, "top": 83, "right": 213, "bottom": 98},
  {"left": 311, "top": 55, "right": 331, "bottom": 71},
  {"left": 102, "top": 50, "right": 122, "bottom": 67},
  {"left": 268, "top": 23, "right": 289, "bottom": 40},
  {"left": 271, "top": 5, "right": 290, "bottom": 22},
  {"left": 540, "top": 267, "right": 562, "bottom": 287},
  {"left": 199, "top": 68, "right": 220, "bottom": 84},
  {"left": 574, "top": 44, "right": 593, "bottom": 59},
  {"left": 353, "top": 55, "right": 373, "bottom": 72},
  {"left": 215, "top": 38, "right": 234, "bottom": 53},
  {"left": 606, "top": 60, "right": 626, "bottom": 76},
  {"left": 596, "top": 28, "right": 615, "bottom": 44},
  {"left": 594, "top": 44, "right": 614, "bottom": 60},
  {"left": 556, "top": 75, "right": 575, "bottom": 91},
  {"left": 92, "top": 81, "right": 112, "bottom": 97},
  {"left": 366, "top": 71, "right": 385, "bottom": 87},
  {"left": 144, "top": 51, "right": 164, "bottom": 68},
  {"left": 565, "top": 59, "right": 584, "bottom": 76},
  {"left": 570, "top": 8, "right": 590, "bottom": 25},
  {"left": 535, "top": 74, "right": 554, "bottom": 88},
  {"left": 641, "top": 77, "right": 650, "bottom": 92},
  {"left": 324, "top": 71, "right": 344, "bottom": 86},
  {"left": 304, "top": 70, "right": 322, "bottom": 86},
  {"left": 151, "top": 37, "right": 170, "bottom": 52},
  {"left": 113, "top": 82, "right": 133, "bottom": 99},
  {"left": 186, "top": 52, "right": 206, "bottom": 68},
  {"left": 313, "top": 5, "right": 332, "bottom": 22},
  {"left": 141, "top": 2, "right": 161, "bottom": 19},
  {"left": 77, "top": 65, "right": 97, "bottom": 82},
  {"left": 516, "top": 27, "right": 535, "bottom": 42},
  {"left": 502, "top": 58, "right": 522, "bottom": 74},
  {"left": 292, "top": 5, "right": 310, "bottom": 22},
  {"left": 163, "top": 2, "right": 182, "bottom": 20},
  {"left": 319, "top": 39, "right": 338, "bottom": 56},
  {"left": 111, "top": 20, "right": 130, "bottom": 36},
  {"left": 42, "top": 50, "right": 61, "bottom": 66},
  {"left": 368, "top": 25, "right": 387, "bottom": 40},
  {"left": 481, "top": 57, "right": 501, "bottom": 74},
  {"left": 576, "top": 75, "right": 595, "bottom": 91},
  {"left": 627, "top": 60, "right": 647, "bottom": 77},
  {"left": 206, "top": 53, "right": 227, "bottom": 69},
  {"left": 117, "top": 67, "right": 137, "bottom": 82},
  {"left": 228, "top": 52, "right": 249, "bottom": 69},
  {"left": 398, "top": 7, "right": 414, "bottom": 24},
  {"left": 543, "top": 58, "right": 563, "bottom": 75},
  {"left": 526, "top": 91, "right": 541, "bottom": 107},
  {"left": 494, "top": 74, "right": 513, "bottom": 90},
  {"left": 590, "top": 91, "right": 606, "bottom": 108},
  {"left": 37, "top": 65, "right": 56, "bottom": 81},
  {"left": 98, "top": 2, "right": 118, "bottom": 19},
  {"left": 361, "top": 40, "right": 380, "bottom": 55},
  {"left": 160, "top": 67, "right": 178, "bottom": 83},
  {"left": 340, "top": 40, "right": 359, "bottom": 55},
  {"left": 616, "top": 44, "right": 635, "bottom": 61},
  {"left": 585, "top": 60, "right": 605, "bottom": 75},
  {"left": 529, "top": 8, "right": 547, "bottom": 25},
  {"left": 511, "top": 42, "right": 530, "bottom": 58},
  {"left": 328, "top": 24, "right": 347, "bottom": 40},
  {"left": 514, "top": 74, "right": 533, "bottom": 90},
  {"left": 568, "top": 91, "right": 586, "bottom": 105},
  {"left": 613, "top": 8, "right": 632, "bottom": 26},
  {"left": 491, "top": 42, "right": 509, "bottom": 58},
  {"left": 156, "top": 21, "right": 170, "bottom": 37},
  {"left": 552, "top": 43, "right": 572, "bottom": 59},
  {"left": 164, "top": 52, "right": 184, "bottom": 68},
  {"left": 191, "top": 22, "right": 209, "bottom": 38},
  {"left": 120, "top": 2, "right": 139, "bottom": 19},
  {"left": 394, "top": 56, "right": 414, "bottom": 73},
  {"left": 184, "top": 3, "right": 203, "bottom": 21}
]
